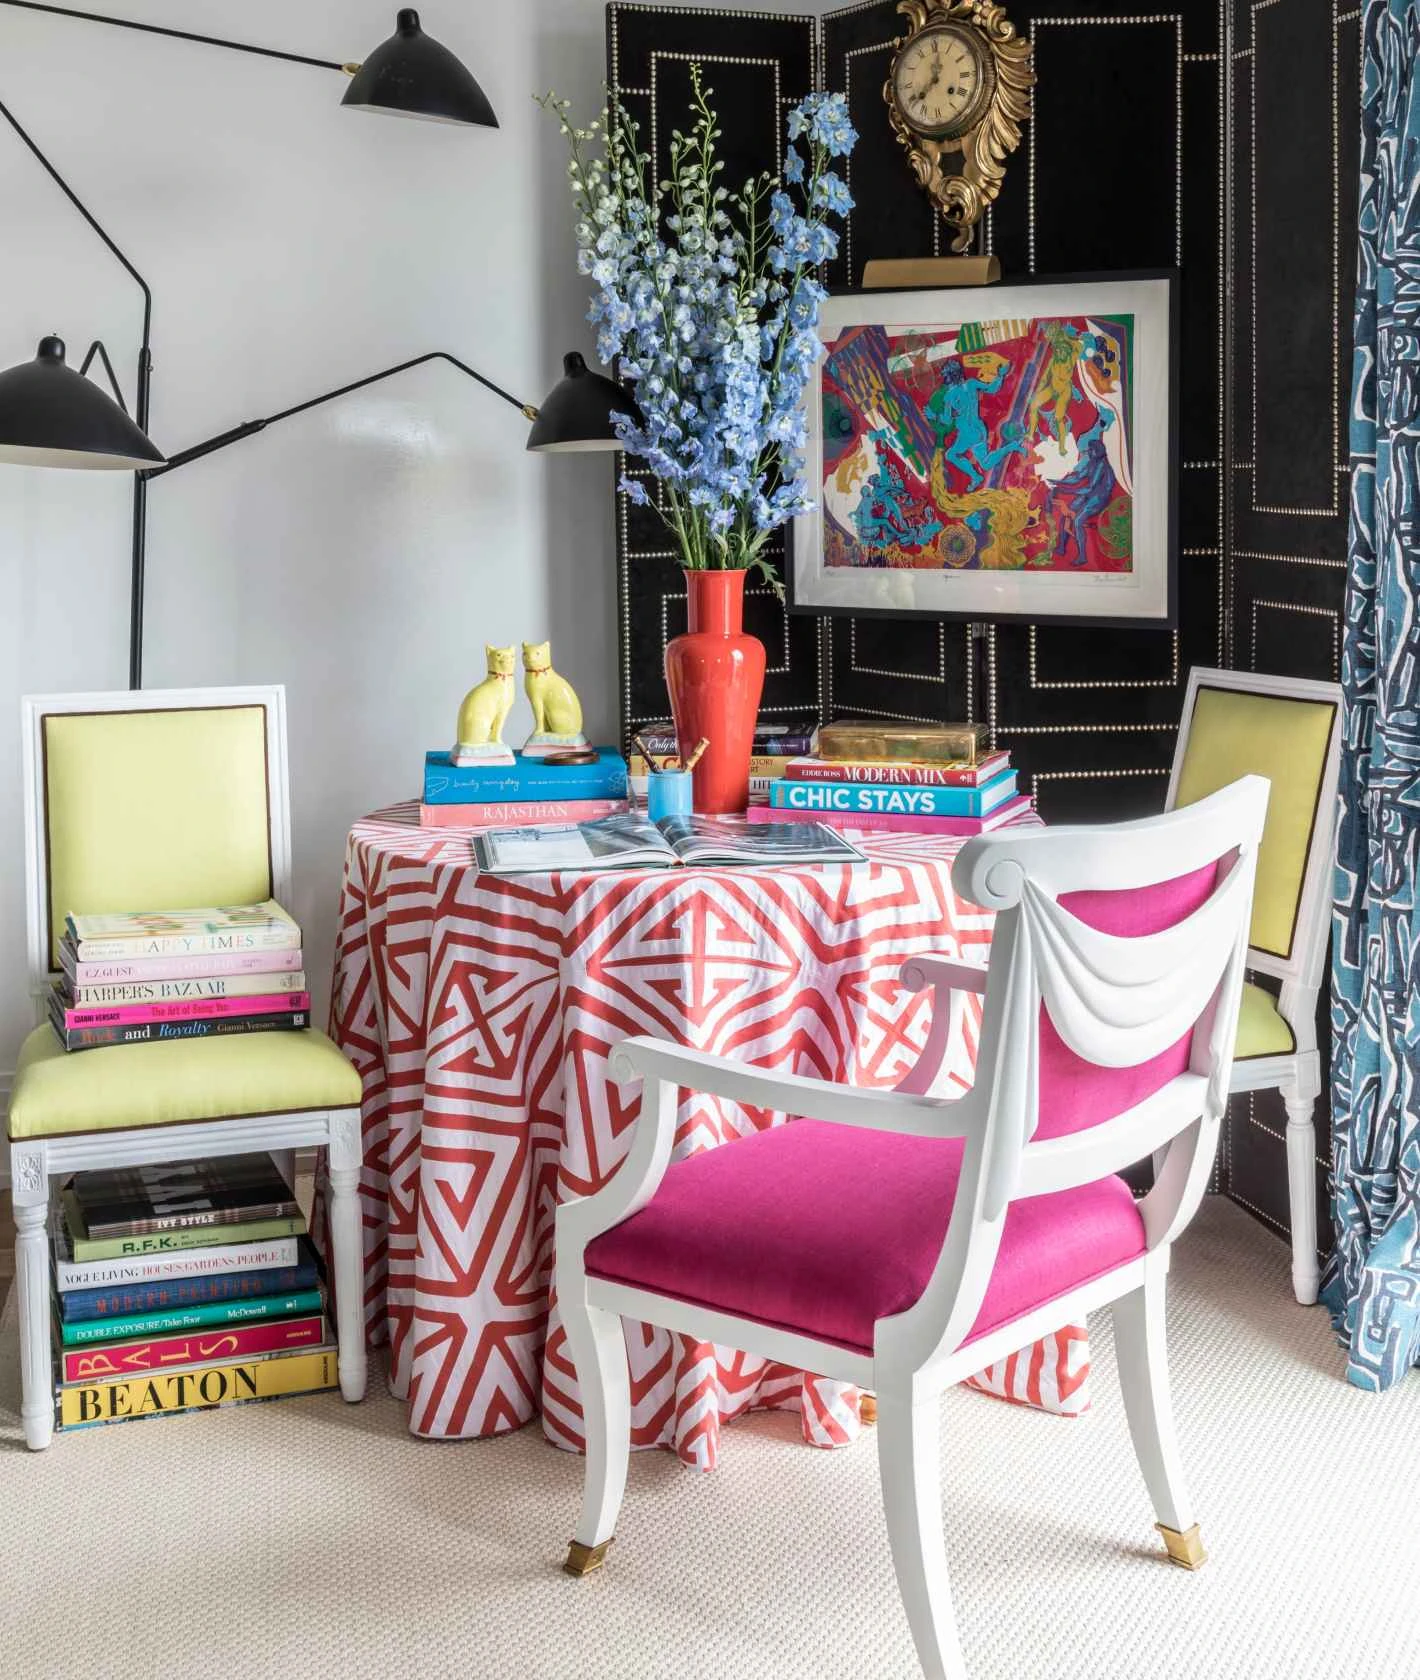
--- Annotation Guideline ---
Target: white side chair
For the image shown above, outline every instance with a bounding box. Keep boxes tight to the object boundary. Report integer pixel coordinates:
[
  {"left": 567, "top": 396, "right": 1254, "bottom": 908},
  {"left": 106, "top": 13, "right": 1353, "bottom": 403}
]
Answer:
[
  {"left": 8, "top": 686, "right": 368, "bottom": 1450},
  {"left": 1165, "top": 667, "right": 1342, "bottom": 1303},
  {"left": 555, "top": 779, "right": 1267, "bottom": 1679}
]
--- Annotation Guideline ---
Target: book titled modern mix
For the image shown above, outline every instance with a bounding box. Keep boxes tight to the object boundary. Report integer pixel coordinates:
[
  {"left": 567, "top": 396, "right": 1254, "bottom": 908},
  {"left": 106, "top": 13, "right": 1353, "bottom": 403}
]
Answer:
[
  {"left": 51, "top": 901, "right": 309, "bottom": 1051},
  {"left": 51, "top": 1153, "right": 337, "bottom": 1429}
]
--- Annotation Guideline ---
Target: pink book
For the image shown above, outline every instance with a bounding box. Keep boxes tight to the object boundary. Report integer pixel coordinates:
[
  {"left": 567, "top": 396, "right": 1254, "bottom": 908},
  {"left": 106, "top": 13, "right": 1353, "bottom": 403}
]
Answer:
[
  {"left": 418, "top": 798, "right": 629, "bottom": 829},
  {"left": 64, "top": 947, "right": 304, "bottom": 985},
  {"left": 746, "top": 795, "right": 1035, "bottom": 837},
  {"left": 61, "top": 1314, "right": 326, "bottom": 1383},
  {"left": 61, "top": 992, "right": 312, "bottom": 1029},
  {"left": 783, "top": 752, "right": 1011, "bottom": 788}
]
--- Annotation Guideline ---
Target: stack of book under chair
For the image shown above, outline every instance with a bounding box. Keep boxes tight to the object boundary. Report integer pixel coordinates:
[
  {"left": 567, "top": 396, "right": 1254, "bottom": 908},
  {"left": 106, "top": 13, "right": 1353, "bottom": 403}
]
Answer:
[
  {"left": 629, "top": 715, "right": 818, "bottom": 802},
  {"left": 52, "top": 1153, "right": 338, "bottom": 1431},
  {"left": 749, "top": 720, "right": 1034, "bottom": 837},
  {"left": 420, "top": 746, "right": 630, "bottom": 829},
  {"left": 51, "top": 901, "right": 311, "bottom": 1052}
]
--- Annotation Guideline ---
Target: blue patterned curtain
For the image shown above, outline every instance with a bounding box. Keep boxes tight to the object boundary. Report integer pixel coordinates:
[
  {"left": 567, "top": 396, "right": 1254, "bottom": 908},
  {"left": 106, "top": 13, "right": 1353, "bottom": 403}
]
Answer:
[{"left": 1325, "top": 0, "right": 1420, "bottom": 1392}]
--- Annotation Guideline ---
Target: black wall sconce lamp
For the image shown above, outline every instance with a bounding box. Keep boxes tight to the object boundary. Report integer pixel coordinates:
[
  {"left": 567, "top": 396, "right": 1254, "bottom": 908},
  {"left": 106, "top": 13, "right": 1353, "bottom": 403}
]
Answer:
[{"left": 0, "top": 3, "right": 638, "bottom": 686}]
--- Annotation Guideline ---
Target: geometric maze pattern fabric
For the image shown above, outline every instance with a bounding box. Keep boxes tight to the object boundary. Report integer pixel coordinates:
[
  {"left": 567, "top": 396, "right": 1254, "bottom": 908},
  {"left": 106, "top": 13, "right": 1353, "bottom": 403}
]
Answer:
[
  {"left": 330, "top": 808, "right": 1091, "bottom": 1467},
  {"left": 1325, "top": 0, "right": 1420, "bottom": 1393}
]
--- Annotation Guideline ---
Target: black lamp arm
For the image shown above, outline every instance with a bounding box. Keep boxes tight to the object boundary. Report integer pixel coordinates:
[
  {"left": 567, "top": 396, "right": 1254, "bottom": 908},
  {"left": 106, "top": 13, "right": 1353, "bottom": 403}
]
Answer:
[
  {"left": 145, "top": 352, "right": 537, "bottom": 479},
  {"left": 0, "top": 1, "right": 346, "bottom": 74},
  {"left": 76, "top": 338, "right": 130, "bottom": 414}
]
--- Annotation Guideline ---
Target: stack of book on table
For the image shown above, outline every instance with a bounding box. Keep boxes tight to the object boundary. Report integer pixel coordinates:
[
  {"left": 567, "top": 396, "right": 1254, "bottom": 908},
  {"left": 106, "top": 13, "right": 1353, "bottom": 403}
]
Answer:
[
  {"left": 52, "top": 1152, "right": 337, "bottom": 1430},
  {"left": 51, "top": 901, "right": 310, "bottom": 1052},
  {"left": 629, "top": 716, "right": 818, "bottom": 801},
  {"left": 421, "top": 747, "right": 630, "bottom": 829},
  {"left": 748, "top": 720, "right": 1034, "bottom": 837}
]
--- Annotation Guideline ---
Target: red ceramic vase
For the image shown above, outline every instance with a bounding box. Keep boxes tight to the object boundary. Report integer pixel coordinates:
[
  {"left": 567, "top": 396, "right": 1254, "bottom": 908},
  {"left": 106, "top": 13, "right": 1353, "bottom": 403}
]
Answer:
[{"left": 664, "top": 569, "right": 767, "bottom": 814}]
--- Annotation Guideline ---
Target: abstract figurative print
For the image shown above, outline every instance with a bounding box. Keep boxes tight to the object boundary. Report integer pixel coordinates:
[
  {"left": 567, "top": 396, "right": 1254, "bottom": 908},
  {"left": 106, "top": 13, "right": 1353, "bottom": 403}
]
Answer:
[
  {"left": 1325, "top": 0, "right": 1420, "bottom": 1392},
  {"left": 820, "top": 314, "right": 1135, "bottom": 576}
]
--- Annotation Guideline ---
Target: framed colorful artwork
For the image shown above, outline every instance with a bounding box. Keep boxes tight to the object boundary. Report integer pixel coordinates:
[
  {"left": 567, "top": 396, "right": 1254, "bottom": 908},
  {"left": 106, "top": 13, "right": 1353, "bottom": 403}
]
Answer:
[{"left": 787, "top": 272, "right": 1178, "bottom": 629}]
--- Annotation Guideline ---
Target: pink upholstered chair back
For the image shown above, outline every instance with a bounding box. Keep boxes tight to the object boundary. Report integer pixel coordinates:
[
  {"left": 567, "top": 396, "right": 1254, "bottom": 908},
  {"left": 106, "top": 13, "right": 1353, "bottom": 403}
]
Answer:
[{"left": 896, "top": 778, "right": 1268, "bottom": 1367}]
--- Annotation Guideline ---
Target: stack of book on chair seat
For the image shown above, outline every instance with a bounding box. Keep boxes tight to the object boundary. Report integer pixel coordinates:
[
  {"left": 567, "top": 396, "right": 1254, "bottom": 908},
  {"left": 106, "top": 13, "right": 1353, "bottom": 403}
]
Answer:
[
  {"left": 420, "top": 747, "right": 630, "bottom": 829},
  {"left": 748, "top": 720, "right": 1034, "bottom": 837},
  {"left": 629, "top": 716, "right": 818, "bottom": 801},
  {"left": 51, "top": 901, "right": 310, "bottom": 1052},
  {"left": 52, "top": 1153, "right": 337, "bottom": 1430}
]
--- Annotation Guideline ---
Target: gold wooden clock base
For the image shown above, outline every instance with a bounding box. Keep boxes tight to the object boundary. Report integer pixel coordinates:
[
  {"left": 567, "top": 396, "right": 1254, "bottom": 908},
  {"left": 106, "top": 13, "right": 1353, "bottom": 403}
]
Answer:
[{"left": 862, "top": 253, "right": 1002, "bottom": 290}]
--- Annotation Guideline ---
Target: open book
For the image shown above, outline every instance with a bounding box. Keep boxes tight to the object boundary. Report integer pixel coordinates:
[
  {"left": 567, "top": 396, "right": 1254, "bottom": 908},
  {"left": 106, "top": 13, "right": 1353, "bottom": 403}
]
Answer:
[{"left": 473, "top": 813, "right": 865, "bottom": 876}]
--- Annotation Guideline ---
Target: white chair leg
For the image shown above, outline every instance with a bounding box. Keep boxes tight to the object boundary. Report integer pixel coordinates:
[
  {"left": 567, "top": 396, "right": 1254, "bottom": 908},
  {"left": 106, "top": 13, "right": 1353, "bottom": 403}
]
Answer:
[
  {"left": 326, "top": 1112, "right": 368, "bottom": 1404},
  {"left": 875, "top": 1385, "right": 965, "bottom": 1680},
  {"left": 1283, "top": 1093, "right": 1321, "bottom": 1306},
  {"left": 561, "top": 1296, "right": 630, "bottom": 1578},
  {"left": 11, "top": 1145, "right": 53, "bottom": 1452},
  {"left": 1112, "top": 1259, "right": 1204, "bottom": 1569}
]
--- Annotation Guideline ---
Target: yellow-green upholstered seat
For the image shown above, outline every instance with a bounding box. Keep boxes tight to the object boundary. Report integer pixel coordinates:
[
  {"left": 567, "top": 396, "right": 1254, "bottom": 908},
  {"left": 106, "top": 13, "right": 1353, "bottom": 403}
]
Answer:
[
  {"left": 1235, "top": 982, "right": 1295, "bottom": 1061},
  {"left": 8, "top": 1025, "right": 363, "bottom": 1140}
]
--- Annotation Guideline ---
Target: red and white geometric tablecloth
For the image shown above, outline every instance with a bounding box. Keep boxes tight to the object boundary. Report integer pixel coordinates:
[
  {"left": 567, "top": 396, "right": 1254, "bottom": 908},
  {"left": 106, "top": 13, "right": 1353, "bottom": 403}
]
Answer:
[{"left": 330, "top": 806, "right": 1090, "bottom": 1469}]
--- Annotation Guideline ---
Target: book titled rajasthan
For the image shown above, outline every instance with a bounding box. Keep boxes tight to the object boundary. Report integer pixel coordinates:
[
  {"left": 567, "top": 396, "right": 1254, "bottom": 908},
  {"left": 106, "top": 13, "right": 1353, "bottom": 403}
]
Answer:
[
  {"left": 58, "top": 1254, "right": 321, "bottom": 1321},
  {"left": 60, "top": 1314, "right": 327, "bottom": 1382},
  {"left": 60, "top": 1288, "right": 325, "bottom": 1345},
  {"left": 57, "top": 1345, "right": 339, "bottom": 1429},
  {"left": 423, "top": 748, "right": 628, "bottom": 806},
  {"left": 65, "top": 900, "right": 301, "bottom": 961},
  {"left": 418, "top": 797, "right": 628, "bottom": 829}
]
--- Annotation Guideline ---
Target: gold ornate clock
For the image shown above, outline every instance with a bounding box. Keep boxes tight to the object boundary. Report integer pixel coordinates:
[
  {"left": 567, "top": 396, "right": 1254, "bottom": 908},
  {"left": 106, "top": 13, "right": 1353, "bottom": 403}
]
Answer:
[{"left": 885, "top": 0, "right": 1034, "bottom": 255}]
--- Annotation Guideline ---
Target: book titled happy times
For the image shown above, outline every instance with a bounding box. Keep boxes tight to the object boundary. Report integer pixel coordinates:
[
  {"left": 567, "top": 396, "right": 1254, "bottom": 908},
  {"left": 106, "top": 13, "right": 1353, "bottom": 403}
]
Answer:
[{"left": 64, "top": 900, "right": 300, "bottom": 960}]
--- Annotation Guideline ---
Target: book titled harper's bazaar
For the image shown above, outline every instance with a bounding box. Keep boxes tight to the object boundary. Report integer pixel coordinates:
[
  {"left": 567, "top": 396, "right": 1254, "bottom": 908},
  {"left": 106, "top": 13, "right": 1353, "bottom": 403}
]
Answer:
[
  {"left": 69, "top": 971, "right": 308, "bottom": 1005},
  {"left": 64, "top": 900, "right": 301, "bottom": 960},
  {"left": 57, "top": 1345, "right": 339, "bottom": 1429},
  {"left": 59, "top": 1314, "right": 328, "bottom": 1383}
]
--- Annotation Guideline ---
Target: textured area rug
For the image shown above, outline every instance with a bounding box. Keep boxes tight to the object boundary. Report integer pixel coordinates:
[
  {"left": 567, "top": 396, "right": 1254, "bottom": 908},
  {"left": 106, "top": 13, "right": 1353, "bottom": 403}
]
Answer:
[{"left": 1, "top": 1197, "right": 1416, "bottom": 1680}]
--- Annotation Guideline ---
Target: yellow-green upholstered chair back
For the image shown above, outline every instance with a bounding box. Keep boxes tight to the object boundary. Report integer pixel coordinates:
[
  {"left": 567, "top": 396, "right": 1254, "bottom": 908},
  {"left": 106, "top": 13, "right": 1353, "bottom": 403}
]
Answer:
[
  {"left": 1167, "top": 669, "right": 1341, "bottom": 983},
  {"left": 23, "top": 689, "right": 290, "bottom": 985}
]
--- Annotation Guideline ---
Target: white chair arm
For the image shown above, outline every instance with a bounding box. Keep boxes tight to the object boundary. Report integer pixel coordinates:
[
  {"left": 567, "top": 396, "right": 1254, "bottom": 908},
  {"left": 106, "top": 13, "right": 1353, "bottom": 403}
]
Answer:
[
  {"left": 900, "top": 954, "right": 989, "bottom": 996},
  {"left": 614, "top": 1035, "right": 975, "bottom": 1140},
  {"left": 895, "top": 954, "right": 990, "bottom": 1098}
]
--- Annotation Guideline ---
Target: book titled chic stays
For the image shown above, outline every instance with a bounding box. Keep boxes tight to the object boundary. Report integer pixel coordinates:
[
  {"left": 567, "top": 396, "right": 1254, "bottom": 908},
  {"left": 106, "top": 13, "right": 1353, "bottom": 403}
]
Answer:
[{"left": 769, "top": 770, "right": 1018, "bottom": 819}]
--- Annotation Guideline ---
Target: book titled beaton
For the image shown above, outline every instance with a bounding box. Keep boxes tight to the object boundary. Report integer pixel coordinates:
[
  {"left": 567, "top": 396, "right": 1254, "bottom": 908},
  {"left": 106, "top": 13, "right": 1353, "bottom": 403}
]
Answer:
[
  {"left": 423, "top": 748, "right": 628, "bottom": 806},
  {"left": 69, "top": 1151, "right": 301, "bottom": 1240},
  {"left": 769, "top": 772, "right": 1018, "bottom": 820},
  {"left": 59, "top": 1314, "right": 328, "bottom": 1383},
  {"left": 64, "top": 900, "right": 301, "bottom": 961},
  {"left": 56, "top": 1345, "right": 339, "bottom": 1430},
  {"left": 58, "top": 1250, "right": 321, "bottom": 1321},
  {"left": 60, "top": 1289, "right": 325, "bottom": 1346}
]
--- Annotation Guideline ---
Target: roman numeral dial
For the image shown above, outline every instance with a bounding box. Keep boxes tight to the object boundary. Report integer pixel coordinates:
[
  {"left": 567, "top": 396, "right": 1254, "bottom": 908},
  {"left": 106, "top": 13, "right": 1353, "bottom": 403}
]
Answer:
[{"left": 891, "top": 24, "right": 988, "bottom": 139}]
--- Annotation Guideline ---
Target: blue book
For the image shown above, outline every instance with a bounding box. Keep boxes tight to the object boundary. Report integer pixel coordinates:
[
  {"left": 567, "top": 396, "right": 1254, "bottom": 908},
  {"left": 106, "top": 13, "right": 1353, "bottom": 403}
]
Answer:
[
  {"left": 423, "top": 748, "right": 629, "bottom": 806},
  {"left": 769, "top": 769, "right": 1018, "bottom": 820},
  {"left": 58, "top": 1248, "right": 321, "bottom": 1322}
]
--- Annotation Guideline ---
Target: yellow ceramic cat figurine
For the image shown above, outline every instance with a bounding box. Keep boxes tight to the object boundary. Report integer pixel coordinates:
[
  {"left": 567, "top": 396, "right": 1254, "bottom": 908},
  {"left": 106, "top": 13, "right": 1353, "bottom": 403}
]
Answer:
[
  {"left": 452, "top": 645, "right": 517, "bottom": 766},
  {"left": 521, "top": 639, "right": 590, "bottom": 756}
]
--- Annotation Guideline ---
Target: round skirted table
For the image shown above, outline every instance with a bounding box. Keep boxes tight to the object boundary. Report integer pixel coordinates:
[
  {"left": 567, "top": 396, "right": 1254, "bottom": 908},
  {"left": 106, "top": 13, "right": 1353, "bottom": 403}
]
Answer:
[{"left": 328, "top": 804, "right": 1089, "bottom": 1469}]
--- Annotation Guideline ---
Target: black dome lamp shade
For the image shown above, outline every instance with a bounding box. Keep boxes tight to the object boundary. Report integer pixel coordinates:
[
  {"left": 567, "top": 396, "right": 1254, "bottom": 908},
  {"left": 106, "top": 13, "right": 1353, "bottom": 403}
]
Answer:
[
  {"left": 341, "top": 9, "right": 498, "bottom": 128},
  {"left": 0, "top": 337, "right": 165, "bottom": 471},
  {"left": 527, "top": 352, "right": 641, "bottom": 453}
]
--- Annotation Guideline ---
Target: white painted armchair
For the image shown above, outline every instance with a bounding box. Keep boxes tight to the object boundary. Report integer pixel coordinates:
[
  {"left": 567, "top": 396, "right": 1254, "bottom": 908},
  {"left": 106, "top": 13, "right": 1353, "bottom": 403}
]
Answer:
[
  {"left": 554, "top": 779, "right": 1268, "bottom": 1679},
  {"left": 8, "top": 687, "right": 368, "bottom": 1450}
]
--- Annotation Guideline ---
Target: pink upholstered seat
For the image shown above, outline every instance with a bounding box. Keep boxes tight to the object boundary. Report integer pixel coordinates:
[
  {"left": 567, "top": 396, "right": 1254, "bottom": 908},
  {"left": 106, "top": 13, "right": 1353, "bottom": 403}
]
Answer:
[{"left": 585, "top": 1120, "right": 1145, "bottom": 1356}]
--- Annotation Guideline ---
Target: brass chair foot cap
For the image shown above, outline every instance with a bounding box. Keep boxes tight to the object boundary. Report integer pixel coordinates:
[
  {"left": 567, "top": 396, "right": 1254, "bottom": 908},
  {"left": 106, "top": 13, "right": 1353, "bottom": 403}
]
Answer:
[
  {"left": 1157, "top": 1522, "right": 1206, "bottom": 1570},
  {"left": 563, "top": 1538, "right": 613, "bottom": 1577},
  {"left": 859, "top": 1394, "right": 878, "bottom": 1425}
]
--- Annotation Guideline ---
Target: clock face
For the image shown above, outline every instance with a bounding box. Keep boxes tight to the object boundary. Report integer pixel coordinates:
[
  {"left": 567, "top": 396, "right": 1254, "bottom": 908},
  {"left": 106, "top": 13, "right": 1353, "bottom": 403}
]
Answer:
[{"left": 893, "top": 25, "right": 990, "bottom": 139}]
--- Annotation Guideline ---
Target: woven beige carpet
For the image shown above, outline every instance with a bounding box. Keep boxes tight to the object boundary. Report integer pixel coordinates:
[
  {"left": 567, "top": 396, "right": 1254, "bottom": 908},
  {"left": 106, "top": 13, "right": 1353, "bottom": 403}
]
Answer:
[{"left": 1, "top": 1197, "right": 1415, "bottom": 1680}]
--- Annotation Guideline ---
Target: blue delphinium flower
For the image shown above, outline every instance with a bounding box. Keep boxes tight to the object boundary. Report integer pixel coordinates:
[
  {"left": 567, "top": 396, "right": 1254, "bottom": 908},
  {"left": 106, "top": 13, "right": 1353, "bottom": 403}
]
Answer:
[{"left": 542, "top": 76, "right": 857, "bottom": 584}]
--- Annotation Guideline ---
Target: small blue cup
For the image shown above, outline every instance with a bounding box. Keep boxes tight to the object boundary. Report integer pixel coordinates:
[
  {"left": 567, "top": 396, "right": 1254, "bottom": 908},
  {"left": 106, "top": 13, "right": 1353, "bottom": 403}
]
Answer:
[{"left": 646, "top": 768, "right": 694, "bottom": 823}]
